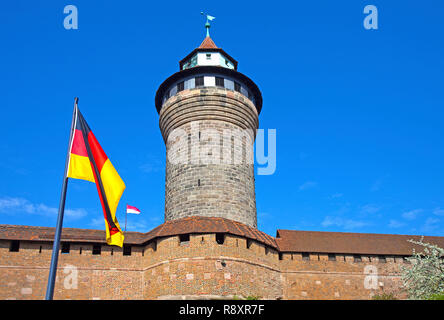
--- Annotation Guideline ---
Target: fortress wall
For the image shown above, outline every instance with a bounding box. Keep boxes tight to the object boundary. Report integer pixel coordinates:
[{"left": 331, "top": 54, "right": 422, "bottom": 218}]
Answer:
[
  {"left": 0, "top": 235, "right": 409, "bottom": 300},
  {"left": 0, "top": 240, "right": 145, "bottom": 300},
  {"left": 279, "top": 252, "right": 407, "bottom": 299},
  {"left": 0, "top": 233, "right": 282, "bottom": 300},
  {"left": 141, "top": 234, "right": 282, "bottom": 299}
]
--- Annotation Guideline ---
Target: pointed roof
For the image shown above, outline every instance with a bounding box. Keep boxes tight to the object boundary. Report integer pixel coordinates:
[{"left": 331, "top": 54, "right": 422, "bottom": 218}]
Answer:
[
  {"left": 199, "top": 36, "right": 218, "bottom": 49},
  {"left": 179, "top": 36, "right": 238, "bottom": 71}
]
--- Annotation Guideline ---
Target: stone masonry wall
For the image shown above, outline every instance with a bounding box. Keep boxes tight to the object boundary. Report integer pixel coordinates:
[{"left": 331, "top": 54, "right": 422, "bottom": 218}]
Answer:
[
  {"left": 0, "top": 235, "right": 408, "bottom": 300},
  {"left": 159, "top": 88, "right": 259, "bottom": 227}
]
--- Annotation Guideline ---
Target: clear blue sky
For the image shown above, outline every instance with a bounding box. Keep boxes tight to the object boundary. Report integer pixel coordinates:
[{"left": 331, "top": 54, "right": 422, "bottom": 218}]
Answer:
[{"left": 0, "top": 1, "right": 443, "bottom": 237}]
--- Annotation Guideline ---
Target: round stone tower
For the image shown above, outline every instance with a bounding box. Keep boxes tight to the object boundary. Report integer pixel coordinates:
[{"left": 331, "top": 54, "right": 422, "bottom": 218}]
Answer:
[{"left": 155, "top": 27, "right": 262, "bottom": 228}]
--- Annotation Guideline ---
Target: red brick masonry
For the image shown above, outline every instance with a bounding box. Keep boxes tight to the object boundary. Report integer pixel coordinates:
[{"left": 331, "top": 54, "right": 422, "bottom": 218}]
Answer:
[{"left": 1, "top": 216, "right": 443, "bottom": 300}]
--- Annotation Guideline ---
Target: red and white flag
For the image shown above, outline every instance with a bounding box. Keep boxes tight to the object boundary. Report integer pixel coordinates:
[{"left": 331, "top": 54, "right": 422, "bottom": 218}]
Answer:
[{"left": 126, "top": 204, "right": 141, "bottom": 215}]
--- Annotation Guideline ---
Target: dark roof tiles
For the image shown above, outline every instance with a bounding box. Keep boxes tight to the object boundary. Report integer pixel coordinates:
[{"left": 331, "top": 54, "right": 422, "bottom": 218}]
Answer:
[
  {"left": 1, "top": 218, "right": 443, "bottom": 256},
  {"left": 276, "top": 229, "right": 444, "bottom": 256}
]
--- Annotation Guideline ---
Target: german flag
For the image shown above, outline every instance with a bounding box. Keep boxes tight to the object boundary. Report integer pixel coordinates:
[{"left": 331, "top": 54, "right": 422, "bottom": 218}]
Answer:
[{"left": 67, "top": 105, "right": 125, "bottom": 247}]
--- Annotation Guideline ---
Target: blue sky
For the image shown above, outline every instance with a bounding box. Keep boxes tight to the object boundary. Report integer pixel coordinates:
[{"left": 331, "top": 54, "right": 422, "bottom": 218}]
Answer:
[{"left": 0, "top": 1, "right": 443, "bottom": 237}]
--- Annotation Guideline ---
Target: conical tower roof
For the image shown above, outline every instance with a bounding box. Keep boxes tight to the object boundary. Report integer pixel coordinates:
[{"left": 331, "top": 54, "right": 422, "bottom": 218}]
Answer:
[{"left": 198, "top": 36, "right": 218, "bottom": 49}]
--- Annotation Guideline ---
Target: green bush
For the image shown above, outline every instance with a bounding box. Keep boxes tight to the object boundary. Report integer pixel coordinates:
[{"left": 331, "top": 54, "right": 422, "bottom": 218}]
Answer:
[
  {"left": 372, "top": 293, "right": 398, "bottom": 300},
  {"left": 427, "top": 292, "right": 444, "bottom": 300}
]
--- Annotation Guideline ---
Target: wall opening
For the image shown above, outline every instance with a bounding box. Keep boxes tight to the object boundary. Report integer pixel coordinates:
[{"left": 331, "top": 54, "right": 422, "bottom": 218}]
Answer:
[
  {"left": 328, "top": 253, "right": 336, "bottom": 261},
  {"left": 92, "top": 244, "right": 101, "bottom": 255},
  {"left": 123, "top": 245, "right": 132, "bottom": 256},
  {"left": 39, "top": 245, "right": 42, "bottom": 254},
  {"left": 215, "top": 233, "right": 225, "bottom": 245},
  {"left": 246, "top": 239, "right": 252, "bottom": 249},
  {"left": 195, "top": 76, "right": 204, "bottom": 87},
  {"left": 61, "top": 242, "right": 70, "bottom": 254},
  {"left": 354, "top": 254, "right": 362, "bottom": 263},
  {"left": 177, "top": 81, "right": 184, "bottom": 92},
  {"left": 9, "top": 240, "right": 20, "bottom": 252},
  {"left": 179, "top": 234, "right": 190, "bottom": 244},
  {"left": 378, "top": 255, "right": 386, "bottom": 263},
  {"left": 302, "top": 253, "right": 310, "bottom": 261}
]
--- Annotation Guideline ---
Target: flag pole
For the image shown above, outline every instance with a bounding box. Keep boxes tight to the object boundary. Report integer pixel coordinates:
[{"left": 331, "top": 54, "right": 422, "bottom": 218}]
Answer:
[
  {"left": 45, "top": 97, "right": 78, "bottom": 300},
  {"left": 125, "top": 203, "right": 127, "bottom": 232}
]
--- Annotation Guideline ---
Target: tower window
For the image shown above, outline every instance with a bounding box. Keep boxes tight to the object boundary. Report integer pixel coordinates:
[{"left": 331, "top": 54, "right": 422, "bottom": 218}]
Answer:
[
  {"left": 206, "top": 53, "right": 211, "bottom": 60},
  {"left": 234, "top": 82, "right": 241, "bottom": 92},
  {"left": 195, "top": 76, "right": 204, "bottom": 87},
  {"left": 215, "top": 233, "right": 225, "bottom": 245},
  {"left": 92, "top": 244, "right": 101, "bottom": 255},
  {"left": 246, "top": 239, "right": 252, "bottom": 249},
  {"left": 61, "top": 242, "right": 70, "bottom": 254},
  {"left": 123, "top": 245, "right": 132, "bottom": 256},
  {"left": 177, "top": 81, "right": 184, "bottom": 92},
  {"left": 215, "top": 77, "right": 224, "bottom": 88},
  {"left": 9, "top": 240, "right": 20, "bottom": 252}
]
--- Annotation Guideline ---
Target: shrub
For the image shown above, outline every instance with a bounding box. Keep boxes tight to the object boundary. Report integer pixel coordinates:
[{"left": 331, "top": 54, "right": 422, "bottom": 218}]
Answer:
[{"left": 400, "top": 237, "right": 444, "bottom": 300}]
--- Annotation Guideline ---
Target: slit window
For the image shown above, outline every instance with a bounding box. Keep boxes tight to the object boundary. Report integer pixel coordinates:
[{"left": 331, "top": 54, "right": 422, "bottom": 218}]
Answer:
[
  {"left": 177, "top": 81, "right": 184, "bottom": 92},
  {"left": 92, "top": 244, "right": 101, "bottom": 255},
  {"left": 215, "top": 233, "right": 225, "bottom": 245},
  {"left": 215, "top": 77, "right": 224, "bottom": 87},
  {"left": 246, "top": 239, "right": 252, "bottom": 249},
  {"left": 123, "top": 245, "right": 132, "bottom": 256},
  {"left": 195, "top": 76, "right": 204, "bottom": 87},
  {"left": 61, "top": 242, "right": 70, "bottom": 254},
  {"left": 9, "top": 240, "right": 20, "bottom": 252}
]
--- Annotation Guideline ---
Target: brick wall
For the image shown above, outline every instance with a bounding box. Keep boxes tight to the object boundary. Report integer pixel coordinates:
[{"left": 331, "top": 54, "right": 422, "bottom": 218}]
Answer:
[{"left": 0, "top": 233, "right": 408, "bottom": 300}]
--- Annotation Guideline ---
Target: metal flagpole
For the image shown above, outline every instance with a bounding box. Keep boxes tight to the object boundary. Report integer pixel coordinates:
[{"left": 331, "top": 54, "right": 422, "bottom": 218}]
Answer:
[
  {"left": 125, "top": 204, "right": 127, "bottom": 232},
  {"left": 45, "top": 97, "right": 78, "bottom": 300}
]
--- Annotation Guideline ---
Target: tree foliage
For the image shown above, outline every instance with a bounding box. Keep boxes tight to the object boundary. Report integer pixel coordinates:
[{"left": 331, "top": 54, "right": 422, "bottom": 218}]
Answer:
[{"left": 400, "top": 237, "right": 444, "bottom": 300}]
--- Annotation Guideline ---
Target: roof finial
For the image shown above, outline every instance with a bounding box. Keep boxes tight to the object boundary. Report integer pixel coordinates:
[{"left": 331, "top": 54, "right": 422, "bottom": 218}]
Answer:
[{"left": 201, "top": 12, "right": 215, "bottom": 38}]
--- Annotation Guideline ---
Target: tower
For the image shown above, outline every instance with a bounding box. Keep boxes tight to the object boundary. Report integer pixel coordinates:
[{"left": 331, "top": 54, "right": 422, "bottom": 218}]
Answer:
[{"left": 155, "top": 20, "right": 262, "bottom": 228}]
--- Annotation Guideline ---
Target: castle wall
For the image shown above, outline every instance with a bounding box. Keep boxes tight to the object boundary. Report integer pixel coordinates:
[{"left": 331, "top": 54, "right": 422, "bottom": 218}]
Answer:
[
  {"left": 279, "top": 253, "right": 406, "bottom": 299},
  {"left": 0, "top": 234, "right": 408, "bottom": 300}
]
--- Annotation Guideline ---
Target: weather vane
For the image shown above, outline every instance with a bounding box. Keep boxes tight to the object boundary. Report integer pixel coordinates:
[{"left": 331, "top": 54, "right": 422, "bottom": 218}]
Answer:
[{"left": 201, "top": 12, "right": 215, "bottom": 37}]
